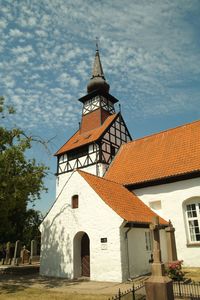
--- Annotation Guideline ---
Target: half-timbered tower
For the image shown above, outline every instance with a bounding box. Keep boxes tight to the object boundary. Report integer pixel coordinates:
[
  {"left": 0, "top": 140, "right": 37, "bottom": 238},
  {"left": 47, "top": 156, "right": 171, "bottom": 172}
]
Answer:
[{"left": 55, "top": 47, "right": 132, "bottom": 178}]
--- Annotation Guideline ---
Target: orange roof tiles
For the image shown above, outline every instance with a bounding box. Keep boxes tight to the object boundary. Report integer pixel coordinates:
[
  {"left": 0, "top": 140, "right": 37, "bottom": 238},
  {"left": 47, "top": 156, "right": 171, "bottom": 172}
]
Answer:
[
  {"left": 105, "top": 119, "right": 200, "bottom": 186},
  {"left": 55, "top": 113, "right": 118, "bottom": 155},
  {"left": 78, "top": 170, "right": 168, "bottom": 225}
]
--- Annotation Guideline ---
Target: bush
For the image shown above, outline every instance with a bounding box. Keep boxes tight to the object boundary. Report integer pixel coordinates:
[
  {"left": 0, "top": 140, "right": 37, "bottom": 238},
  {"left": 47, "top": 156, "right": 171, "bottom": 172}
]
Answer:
[{"left": 167, "top": 260, "right": 184, "bottom": 281}]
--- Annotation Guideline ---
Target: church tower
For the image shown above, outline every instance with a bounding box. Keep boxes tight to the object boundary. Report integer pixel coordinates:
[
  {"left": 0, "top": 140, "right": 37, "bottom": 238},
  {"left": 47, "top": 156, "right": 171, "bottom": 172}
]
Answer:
[{"left": 55, "top": 47, "right": 132, "bottom": 180}]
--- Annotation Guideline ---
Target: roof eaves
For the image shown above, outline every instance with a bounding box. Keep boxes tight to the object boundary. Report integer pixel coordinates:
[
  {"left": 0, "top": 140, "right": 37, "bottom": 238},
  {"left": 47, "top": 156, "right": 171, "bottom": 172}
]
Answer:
[{"left": 54, "top": 129, "right": 79, "bottom": 156}]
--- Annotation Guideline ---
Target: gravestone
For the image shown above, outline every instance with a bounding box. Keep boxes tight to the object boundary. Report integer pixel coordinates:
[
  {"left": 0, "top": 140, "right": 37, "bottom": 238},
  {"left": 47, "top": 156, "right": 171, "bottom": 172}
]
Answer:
[
  {"left": 5, "top": 242, "right": 11, "bottom": 264},
  {"left": 29, "top": 239, "right": 40, "bottom": 264},
  {"left": 21, "top": 245, "right": 30, "bottom": 264},
  {"left": 31, "top": 240, "right": 37, "bottom": 257},
  {"left": 13, "top": 240, "right": 21, "bottom": 265},
  {"left": 145, "top": 216, "right": 174, "bottom": 300}
]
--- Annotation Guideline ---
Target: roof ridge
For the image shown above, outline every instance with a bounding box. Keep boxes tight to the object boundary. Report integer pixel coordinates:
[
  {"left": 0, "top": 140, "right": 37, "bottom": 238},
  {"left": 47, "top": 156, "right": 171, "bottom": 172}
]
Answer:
[
  {"left": 78, "top": 169, "right": 122, "bottom": 185},
  {"left": 129, "top": 118, "right": 200, "bottom": 145},
  {"left": 78, "top": 169, "right": 138, "bottom": 196}
]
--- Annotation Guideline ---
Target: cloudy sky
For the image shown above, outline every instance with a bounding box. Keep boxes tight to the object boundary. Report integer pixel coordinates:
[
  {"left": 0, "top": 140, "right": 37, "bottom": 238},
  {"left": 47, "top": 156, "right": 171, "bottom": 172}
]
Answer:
[{"left": 1, "top": 0, "right": 200, "bottom": 213}]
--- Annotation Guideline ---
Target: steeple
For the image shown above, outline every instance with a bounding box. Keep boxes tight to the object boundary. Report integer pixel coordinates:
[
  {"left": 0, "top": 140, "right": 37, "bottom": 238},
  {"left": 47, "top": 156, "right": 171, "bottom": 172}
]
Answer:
[{"left": 87, "top": 45, "right": 110, "bottom": 94}]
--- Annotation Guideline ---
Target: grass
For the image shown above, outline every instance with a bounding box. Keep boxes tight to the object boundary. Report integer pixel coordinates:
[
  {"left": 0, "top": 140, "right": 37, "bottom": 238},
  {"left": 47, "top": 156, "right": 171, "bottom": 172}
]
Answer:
[
  {"left": 0, "top": 268, "right": 199, "bottom": 300},
  {"left": 0, "top": 288, "right": 111, "bottom": 300},
  {"left": 183, "top": 267, "right": 200, "bottom": 282}
]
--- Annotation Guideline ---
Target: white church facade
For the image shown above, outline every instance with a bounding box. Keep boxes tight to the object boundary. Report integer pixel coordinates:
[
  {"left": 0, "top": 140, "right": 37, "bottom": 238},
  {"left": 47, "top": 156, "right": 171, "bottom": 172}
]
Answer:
[{"left": 40, "top": 47, "right": 200, "bottom": 282}]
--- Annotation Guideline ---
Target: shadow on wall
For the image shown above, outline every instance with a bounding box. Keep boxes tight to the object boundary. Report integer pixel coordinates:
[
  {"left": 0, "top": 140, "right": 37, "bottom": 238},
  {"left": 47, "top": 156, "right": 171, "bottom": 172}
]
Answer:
[{"left": 40, "top": 205, "right": 72, "bottom": 278}]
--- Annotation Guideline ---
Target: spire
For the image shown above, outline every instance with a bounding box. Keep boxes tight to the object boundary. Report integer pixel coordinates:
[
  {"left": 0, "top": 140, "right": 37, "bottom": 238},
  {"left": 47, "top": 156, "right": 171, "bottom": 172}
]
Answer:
[
  {"left": 91, "top": 43, "right": 105, "bottom": 79},
  {"left": 87, "top": 44, "right": 110, "bottom": 94}
]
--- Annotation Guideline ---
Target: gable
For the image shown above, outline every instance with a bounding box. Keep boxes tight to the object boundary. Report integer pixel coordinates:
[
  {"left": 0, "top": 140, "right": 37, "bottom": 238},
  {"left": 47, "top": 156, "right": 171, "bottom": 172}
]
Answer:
[
  {"left": 40, "top": 171, "right": 123, "bottom": 231},
  {"left": 55, "top": 113, "right": 118, "bottom": 156},
  {"left": 78, "top": 170, "right": 168, "bottom": 225},
  {"left": 105, "top": 119, "right": 200, "bottom": 187},
  {"left": 101, "top": 114, "right": 132, "bottom": 165}
]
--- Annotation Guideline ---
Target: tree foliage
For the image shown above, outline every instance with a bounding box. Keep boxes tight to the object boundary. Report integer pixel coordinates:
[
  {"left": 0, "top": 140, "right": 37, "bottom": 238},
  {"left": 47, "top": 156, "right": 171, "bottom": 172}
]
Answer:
[{"left": 0, "top": 97, "right": 48, "bottom": 243}]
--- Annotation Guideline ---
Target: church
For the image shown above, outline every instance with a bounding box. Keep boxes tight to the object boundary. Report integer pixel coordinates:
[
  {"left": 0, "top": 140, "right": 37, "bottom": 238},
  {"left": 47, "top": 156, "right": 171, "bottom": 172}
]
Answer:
[{"left": 40, "top": 47, "right": 200, "bottom": 282}]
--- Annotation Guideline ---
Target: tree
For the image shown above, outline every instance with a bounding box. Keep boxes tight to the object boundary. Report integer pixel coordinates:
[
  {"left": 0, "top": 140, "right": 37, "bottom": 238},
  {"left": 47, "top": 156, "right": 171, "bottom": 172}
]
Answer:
[{"left": 0, "top": 97, "right": 48, "bottom": 243}]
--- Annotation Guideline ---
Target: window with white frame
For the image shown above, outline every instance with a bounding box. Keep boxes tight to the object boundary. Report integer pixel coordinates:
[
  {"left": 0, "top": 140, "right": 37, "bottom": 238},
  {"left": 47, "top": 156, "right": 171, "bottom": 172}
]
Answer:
[{"left": 185, "top": 199, "right": 200, "bottom": 243}]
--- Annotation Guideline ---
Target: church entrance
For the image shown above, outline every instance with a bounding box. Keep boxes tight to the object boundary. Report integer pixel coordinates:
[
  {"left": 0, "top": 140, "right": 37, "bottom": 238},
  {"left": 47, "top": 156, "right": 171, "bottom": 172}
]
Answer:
[
  {"left": 81, "top": 233, "right": 90, "bottom": 277},
  {"left": 73, "top": 231, "right": 90, "bottom": 278}
]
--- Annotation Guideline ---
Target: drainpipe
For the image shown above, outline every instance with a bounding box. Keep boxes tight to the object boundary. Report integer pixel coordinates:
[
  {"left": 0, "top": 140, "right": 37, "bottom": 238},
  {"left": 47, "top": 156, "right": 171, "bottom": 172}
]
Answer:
[{"left": 125, "top": 226, "right": 132, "bottom": 280}]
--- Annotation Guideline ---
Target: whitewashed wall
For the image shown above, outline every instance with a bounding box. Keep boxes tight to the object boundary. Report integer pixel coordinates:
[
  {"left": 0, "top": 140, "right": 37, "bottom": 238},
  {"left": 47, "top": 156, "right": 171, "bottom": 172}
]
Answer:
[
  {"left": 56, "top": 163, "right": 107, "bottom": 196},
  {"left": 122, "top": 228, "right": 167, "bottom": 278},
  {"left": 40, "top": 171, "right": 125, "bottom": 282},
  {"left": 134, "top": 178, "right": 200, "bottom": 267}
]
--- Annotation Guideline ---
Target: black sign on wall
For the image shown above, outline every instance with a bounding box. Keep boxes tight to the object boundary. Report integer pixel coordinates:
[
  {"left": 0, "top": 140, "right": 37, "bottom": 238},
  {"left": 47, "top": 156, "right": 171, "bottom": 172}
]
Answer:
[{"left": 101, "top": 238, "right": 107, "bottom": 243}]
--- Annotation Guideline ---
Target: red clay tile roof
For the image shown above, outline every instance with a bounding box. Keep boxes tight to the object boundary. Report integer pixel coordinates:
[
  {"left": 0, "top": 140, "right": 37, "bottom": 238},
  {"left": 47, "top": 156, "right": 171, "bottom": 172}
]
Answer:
[
  {"left": 55, "top": 113, "right": 118, "bottom": 155},
  {"left": 105, "top": 119, "right": 200, "bottom": 186},
  {"left": 78, "top": 170, "right": 168, "bottom": 225}
]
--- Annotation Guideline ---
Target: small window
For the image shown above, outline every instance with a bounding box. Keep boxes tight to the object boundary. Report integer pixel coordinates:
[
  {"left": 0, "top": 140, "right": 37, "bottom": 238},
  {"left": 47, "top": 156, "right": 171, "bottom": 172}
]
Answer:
[{"left": 72, "top": 195, "right": 79, "bottom": 209}]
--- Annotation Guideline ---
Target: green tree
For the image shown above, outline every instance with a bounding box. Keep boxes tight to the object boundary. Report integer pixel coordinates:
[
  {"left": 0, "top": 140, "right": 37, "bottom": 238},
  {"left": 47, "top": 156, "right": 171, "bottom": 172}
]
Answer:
[{"left": 0, "top": 97, "right": 48, "bottom": 243}]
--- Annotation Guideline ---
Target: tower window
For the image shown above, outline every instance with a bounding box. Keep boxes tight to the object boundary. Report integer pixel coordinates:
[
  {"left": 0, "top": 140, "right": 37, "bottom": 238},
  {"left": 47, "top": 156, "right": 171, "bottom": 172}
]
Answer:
[
  {"left": 68, "top": 146, "right": 88, "bottom": 161},
  {"left": 72, "top": 195, "right": 79, "bottom": 209}
]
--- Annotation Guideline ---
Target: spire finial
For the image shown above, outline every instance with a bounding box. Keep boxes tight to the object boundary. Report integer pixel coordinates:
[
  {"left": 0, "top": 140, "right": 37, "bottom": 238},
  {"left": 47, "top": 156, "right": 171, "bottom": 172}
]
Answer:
[
  {"left": 87, "top": 42, "right": 110, "bottom": 94},
  {"left": 95, "top": 37, "right": 99, "bottom": 52}
]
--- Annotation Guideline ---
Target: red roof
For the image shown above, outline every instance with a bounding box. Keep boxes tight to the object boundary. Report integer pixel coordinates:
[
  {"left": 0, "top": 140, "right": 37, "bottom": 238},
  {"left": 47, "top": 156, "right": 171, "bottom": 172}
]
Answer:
[
  {"left": 105, "top": 120, "right": 200, "bottom": 185},
  {"left": 78, "top": 170, "right": 168, "bottom": 225},
  {"left": 55, "top": 113, "right": 118, "bottom": 155}
]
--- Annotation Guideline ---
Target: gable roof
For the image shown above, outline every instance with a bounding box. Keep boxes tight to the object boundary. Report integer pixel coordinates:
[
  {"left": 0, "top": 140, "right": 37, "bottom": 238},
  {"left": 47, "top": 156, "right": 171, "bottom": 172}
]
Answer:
[
  {"left": 55, "top": 113, "right": 118, "bottom": 156},
  {"left": 78, "top": 170, "right": 167, "bottom": 225},
  {"left": 105, "top": 119, "right": 200, "bottom": 186}
]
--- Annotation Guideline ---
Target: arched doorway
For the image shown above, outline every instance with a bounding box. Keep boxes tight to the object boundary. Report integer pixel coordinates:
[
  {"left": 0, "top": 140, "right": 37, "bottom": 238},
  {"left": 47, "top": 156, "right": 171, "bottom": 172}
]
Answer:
[
  {"left": 81, "top": 233, "right": 90, "bottom": 277},
  {"left": 73, "top": 232, "right": 90, "bottom": 278}
]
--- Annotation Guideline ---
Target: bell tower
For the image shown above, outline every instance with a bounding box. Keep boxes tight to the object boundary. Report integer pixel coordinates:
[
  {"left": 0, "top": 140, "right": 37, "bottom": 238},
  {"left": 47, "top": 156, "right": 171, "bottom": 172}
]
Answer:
[
  {"left": 79, "top": 45, "right": 118, "bottom": 133},
  {"left": 55, "top": 47, "right": 132, "bottom": 181}
]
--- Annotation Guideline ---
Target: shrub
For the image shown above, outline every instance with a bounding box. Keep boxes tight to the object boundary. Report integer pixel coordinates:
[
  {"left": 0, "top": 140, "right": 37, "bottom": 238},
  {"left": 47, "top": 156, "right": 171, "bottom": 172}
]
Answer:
[{"left": 167, "top": 260, "right": 184, "bottom": 281}]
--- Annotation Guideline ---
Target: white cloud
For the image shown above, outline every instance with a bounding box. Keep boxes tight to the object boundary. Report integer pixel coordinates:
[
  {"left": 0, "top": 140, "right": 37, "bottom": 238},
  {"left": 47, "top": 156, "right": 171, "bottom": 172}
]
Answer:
[
  {"left": 0, "top": 19, "right": 7, "bottom": 29},
  {"left": 0, "top": 0, "right": 199, "bottom": 131},
  {"left": 16, "top": 54, "right": 29, "bottom": 63}
]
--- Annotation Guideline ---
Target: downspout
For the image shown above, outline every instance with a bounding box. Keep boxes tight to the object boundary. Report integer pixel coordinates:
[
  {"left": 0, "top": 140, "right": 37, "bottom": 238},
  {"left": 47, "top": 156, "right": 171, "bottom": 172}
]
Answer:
[{"left": 125, "top": 226, "right": 132, "bottom": 280}]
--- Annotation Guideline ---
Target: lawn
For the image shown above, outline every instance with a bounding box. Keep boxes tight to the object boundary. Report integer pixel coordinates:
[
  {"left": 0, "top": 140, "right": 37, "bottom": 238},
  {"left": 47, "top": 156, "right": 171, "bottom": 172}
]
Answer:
[
  {"left": 0, "top": 268, "right": 199, "bottom": 300},
  {"left": 183, "top": 267, "right": 200, "bottom": 282},
  {"left": 0, "top": 288, "right": 111, "bottom": 300}
]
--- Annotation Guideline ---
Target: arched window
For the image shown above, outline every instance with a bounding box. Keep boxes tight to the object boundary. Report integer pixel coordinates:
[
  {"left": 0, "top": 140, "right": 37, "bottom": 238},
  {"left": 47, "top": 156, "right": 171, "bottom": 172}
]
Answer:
[
  {"left": 184, "top": 198, "right": 200, "bottom": 243},
  {"left": 72, "top": 195, "right": 79, "bottom": 209}
]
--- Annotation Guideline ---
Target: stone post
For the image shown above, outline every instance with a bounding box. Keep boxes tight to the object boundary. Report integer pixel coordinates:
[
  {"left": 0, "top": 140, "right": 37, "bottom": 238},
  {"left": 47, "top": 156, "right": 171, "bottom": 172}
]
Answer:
[
  {"left": 31, "top": 240, "right": 37, "bottom": 257},
  {"left": 165, "top": 220, "right": 178, "bottom": 262},
  {"left": 29, "top": 239, "right": 40, "bottom": 264},
  {"left": 13, "top": 240, "right": 21, "bottom": 265},
  {"left": 29, "top": 240, "right": 37, "bottom": 264},
  {"left": 5, "top": 242, "right": 11, "bottom": 264},
  {"left": 145, "top": 216, "right": 174, "bottom": 300}
]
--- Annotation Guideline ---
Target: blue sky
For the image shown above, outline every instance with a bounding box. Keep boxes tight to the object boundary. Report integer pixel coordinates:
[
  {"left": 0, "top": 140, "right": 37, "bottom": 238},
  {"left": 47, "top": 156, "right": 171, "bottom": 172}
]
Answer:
[{"left": 1, "top": 0, "right": 200, "bottom": 214}]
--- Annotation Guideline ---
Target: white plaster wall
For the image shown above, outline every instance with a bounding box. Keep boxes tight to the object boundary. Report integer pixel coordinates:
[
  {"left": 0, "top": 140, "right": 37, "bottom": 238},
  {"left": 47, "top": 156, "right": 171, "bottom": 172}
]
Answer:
[
  {"left": 56, "top": 164, "right": 107, "bottom": 196},
  {"left": 125, "top": 228, "right": 167, "bottom": 278},
  {"left": 134, "top": 178, "right": 200, "bottom": 267},
  {"left": 40, "top": 171, "right": 125, "bottom": 282}
]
